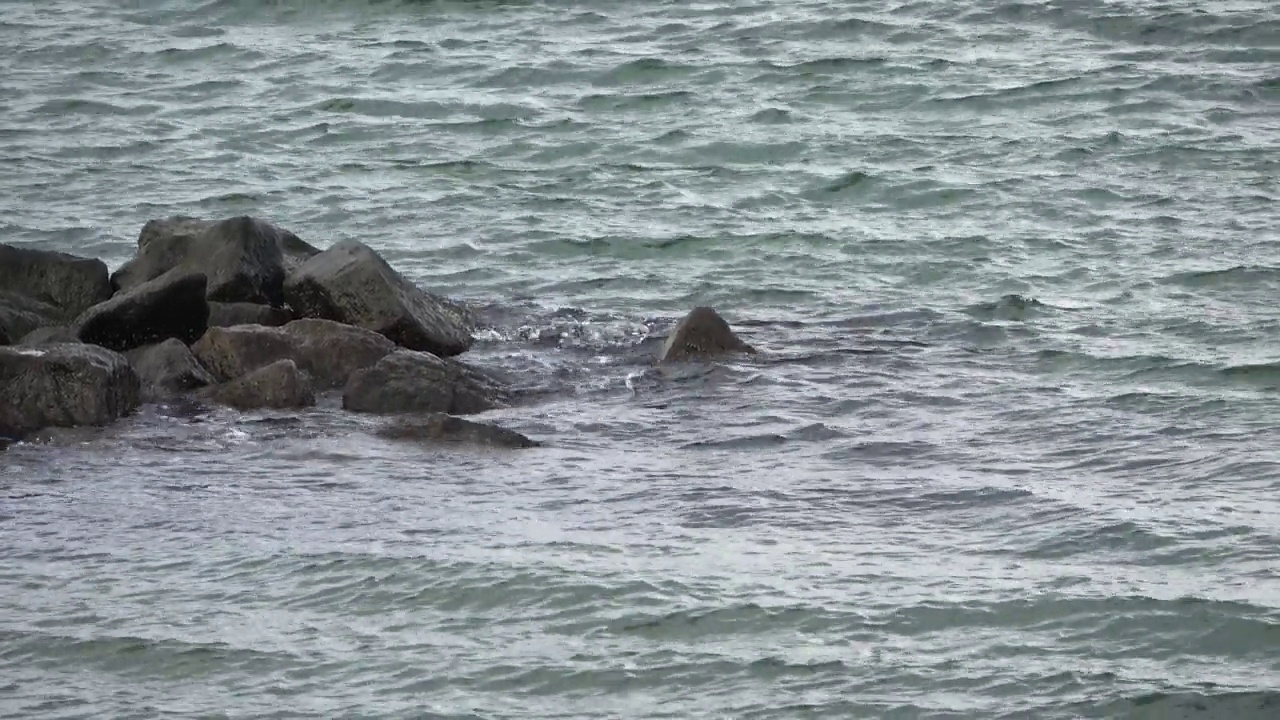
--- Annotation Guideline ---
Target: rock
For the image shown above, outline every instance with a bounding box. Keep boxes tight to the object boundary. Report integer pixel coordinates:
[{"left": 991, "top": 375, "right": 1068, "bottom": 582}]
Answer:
[
  {"left": 207, "top": 301, "right": 293, "bottom": 328},
  {"left": 0, "top": 291, "right": 61, "bottom": 346},
  {"left": 343, "top": 349, "right": 507, "bottom": 415},
  {"left": 126, "top": 338, "right": 216, "bottom": 399},
  {"left": 112, "top": 215, "right": 318, "bottom": 305},
  {"left": 0, "top": 243, "right": 112, "bottom": 320},
  {"left": 658, "top": 306, "right": 755, "bottom": 363},
  {"left": 283, "top": 239, "right": 473, "bottom": 357},
  {"left": 76, "top": 269, "right": 209, "bottom": 352},
  {"left": 376, "top": 413, "right": 540, "bottom": 449},
  {"left": 191, "top": 319, "right": 393, "bottom": 388},
  {"left": 17, "top": 326, "right": 80, "bottom": 346},
  {"left": 203, "top": 358, "right": 314, "bottom": 410},
  {"left": 0, "top": 343, "right": 140, "bottom": 439}
]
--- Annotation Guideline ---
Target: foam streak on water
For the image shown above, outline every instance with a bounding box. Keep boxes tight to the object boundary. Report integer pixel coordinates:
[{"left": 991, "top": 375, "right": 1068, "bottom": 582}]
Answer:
[{"left": 2, "top": 1, "right": 1279, "bottom": 718}]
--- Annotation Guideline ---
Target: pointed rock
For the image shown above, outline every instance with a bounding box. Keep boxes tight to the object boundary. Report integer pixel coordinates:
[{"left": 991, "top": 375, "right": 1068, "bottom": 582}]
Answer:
[
  {"left": 0, "top": 343, "right": 140, "bottom": 440},
  {"left": 376, "top": 414, "right": 540, "bottom": 449},
  {"left": 343, "top": 349, "right": 507, "bottom": 415},
  {"left": 126, "top": 338, "right": 216, "bottom": 400},
  {"left": 76, "top": 269, "right": 209, "bottom": 352},
  {"left": 203, "top": 358, "right": 314, "bottom": 410},
  {"left": 658, "top": 306, "right": 754, "bottom": 363},
  {"left": 283, "top": 239, "right": 473, "bottom": 357}
]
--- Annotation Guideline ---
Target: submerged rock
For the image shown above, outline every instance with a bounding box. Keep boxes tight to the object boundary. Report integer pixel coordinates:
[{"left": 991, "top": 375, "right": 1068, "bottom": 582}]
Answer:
[
  {"left": 658, "top": 306, "right": 755, "bottom": 363},
  {"left": 0, "top": 243, "right": 112, "bottom": 320},
  {"left": 343, "top": 349, "right": 508, "bottom": 415},
  {"left": 284, "top": 239, "right": 474, "bottom": 357},
  {"left": 376, "top": 413, "right": 540, "bottom": 449},
  {"left": 126, "top": 338, "right": 216, "bottom": 400},
  {"left": 76, "top": 269, "right": 209, "bottom": 352},
  {"left": 191, "top": 318, "right": 394, "bottom": 388},
  {"left": 111, "top": 215, "right": 319, "bottom": 305},
  {"left": 0, "top": 343, "right": 140, "bottom": 439},
  {"left": 17, "top": 325, "right": 80, "bottom": 346},
  {"left": 207, "top": 301, "right": 294, "bottom": 328},
  {"left": 203, "top": 358, "right": 315, "bottom": 410}
]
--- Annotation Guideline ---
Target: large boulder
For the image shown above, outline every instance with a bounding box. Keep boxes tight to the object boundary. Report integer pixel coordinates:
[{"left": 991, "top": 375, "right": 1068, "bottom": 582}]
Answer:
[
  {"left": 376, "top": 413, "right": 540, "bottom": 449},
  {"left": 126, "top": 338, "right": 216, "bottom": 400},
  {"left": 658, "top": 306, "right": 755, "bottom": 363},
  {"left": 76, "top": 269, "right": 209, "bottom": 352},
  {"left": 0, "top": 243, "right": 112, "bottom": 320},
  {"left": 283, "top": 239, "right": 473, "bottom": 357},
  {"left": 111, "top": 216, "right": 319, "bottom": 305},
  {"left": 207, "top": 301, "right": 293, "bottom": 328},
  {"left": 203, "top": 358, "right": 314, "bottom": 410},
  {"left": 343, "top": 349, "right": 508, "bottom": 415},
  {"left": 0, "top": 343, "right": 140, "bottom": 439},
  {"left": 191, "top": 319, "right": 394, "bottom": 388}
]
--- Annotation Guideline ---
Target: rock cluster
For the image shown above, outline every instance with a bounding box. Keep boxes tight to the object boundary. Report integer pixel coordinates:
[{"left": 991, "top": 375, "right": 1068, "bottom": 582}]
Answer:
[{"left": 1, "top": 215, "right": 755, "bottom": 448}]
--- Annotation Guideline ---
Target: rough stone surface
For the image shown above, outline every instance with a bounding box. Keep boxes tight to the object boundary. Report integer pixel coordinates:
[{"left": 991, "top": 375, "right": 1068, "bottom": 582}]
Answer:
[
  {"left": 207, "top": 301, "right": 294, "bottom": 328},
  {"left": 658, "top": 306, "right": 755, "bottom": 363},
  {"left": 112, "top": 216, "right": 317, "bottom": 305},
  {"left": 0, "top": 243, "right": 112, "bottom": 320},
  {"left": 0, "top": 291, "right": 61, "bottom": 345},
  {"left": 126, "top": 338, "right": 216, "bottom": 399},
  {"left": 191, "top": 319, "right": 393, "bottom": 388},
  {"left": 76, "top": 270, "right": 209, "bottom": 352},
  {"left": 343, "top": 349, "right": 508, "bottom": 415},
  {"left": 376, "top": 413, "right": 540, "bottom": 449},
  {"left": 0, "top": 343, "right": 140, "bottom": 439},
  {"left": 204, "top": 359, "right": 314, "bottom": 410},
  {"left": 17, "top": 326, "right": 80, "bottom": 346},
  {"left": 284, "top": 239, "right": 474, "bottom": 357}
]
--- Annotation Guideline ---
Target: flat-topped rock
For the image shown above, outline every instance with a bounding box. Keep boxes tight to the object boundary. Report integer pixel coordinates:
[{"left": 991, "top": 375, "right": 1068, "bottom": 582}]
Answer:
[
  {"left": 284, "top": 239, "right": 474, "bottom": 357},
  {"left": 658, "top": 306, "right": 755, "bottom": 363},
  {"left": 343, "top": 349, "right": 508, "bottom": 415},
  {"left": 0, "top": 243, "right": 112, "bottom": 320},
  {"left": 76, "top": 269, "right": 209, "bottom": 352},
  {"left": 0, "top": 343, "right": 140, "bottom": 440},
  {"left": 191, "top": 318, "right": 394, "bottom": 388}
]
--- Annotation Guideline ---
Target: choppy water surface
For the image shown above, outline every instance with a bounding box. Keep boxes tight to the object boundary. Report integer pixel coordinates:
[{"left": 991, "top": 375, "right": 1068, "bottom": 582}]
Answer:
[{"left": 2, "top": 0, "right": 1279, "bottom": 717}]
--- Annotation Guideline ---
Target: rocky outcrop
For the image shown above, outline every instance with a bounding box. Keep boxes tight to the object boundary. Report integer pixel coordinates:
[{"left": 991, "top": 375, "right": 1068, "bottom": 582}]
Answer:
[
  {"left": 76, "top": 270, "right": 209, "bottom": 352},
  {"left": 376, "top": 413, "right": 540, "bottom": 449},
  {"left": 126, "top": 338, "right": 216, "bottom": 400},
  {"left": 17, "top": 326, "right": 80, "bottom": 346},
  {"left": 0, "top": 243, "right": 112, "bottom": 320},
  {"left": 0, "top": 343, "right": 140, "bottom": 439},
  {"left": 111, "top": 216, "right": 319, "bottom": 305},
  {"left": 658, "top": 306, "right": 755, "bottom": 363},
  {"left": 283, "top": 239, "right": 474, "bottom": 357},
  {"left": 202, "top": 359, "right": 314, "bottom": 410},
  {"left": 207, "top": 301, "right": 294, "bottom": 328},
  {"left": 0, "top": 292, "right": 62, "bottom": 346},
  {"left": 191, "top": 318, "right": 394, "bottom": 388},
  {"left": 343, "top": 349, "right": 508, "bottom": 415}
]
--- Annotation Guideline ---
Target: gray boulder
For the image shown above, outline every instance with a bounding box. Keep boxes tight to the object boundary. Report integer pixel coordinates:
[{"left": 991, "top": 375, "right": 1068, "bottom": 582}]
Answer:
[
  {"left": 203, "top": 358, "right": 314, "bottom": 410},
  {"left": 17, "top": 326, "right": 80, "bottom": 346},
  {"left": 658, "top": 306, "right": 755, "bottom": 363},
  {"left": 0, "top": 243, "right": 112, "bottom": 320},
  {"left": 0, "top": 343, "right": 140, "bottom": 439},
  {"left": 111, "top": 215, "right": 319, "bottom": 305},
  {"left": 126, "top": 338, "right": 216, "bottom": 400},
  {"left": 76, "top": 269, "right": 209, "bottom": 352},
  {"left": 343, "top": 349, "right": 508, "bottom": 415},
  {"left": 191, "top": 319, "right": 394, "bottom": 388},
  {"left": 0, "top": 291, "right": 62, "bottom": 346},
  {"left": 376, "top": 413, "right": 540, "bottom": 449},
  {"left": 208, "top": 301, "right": 294, "bottom": 328},
  {"left": 283, "top": 239, "right": 473, "bottom": 357}
]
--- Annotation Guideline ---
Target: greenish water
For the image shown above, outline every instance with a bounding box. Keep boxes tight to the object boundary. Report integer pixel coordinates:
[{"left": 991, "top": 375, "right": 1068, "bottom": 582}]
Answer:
[{"left": 2, "top": 0, "right": 1278, "bottom": 717}]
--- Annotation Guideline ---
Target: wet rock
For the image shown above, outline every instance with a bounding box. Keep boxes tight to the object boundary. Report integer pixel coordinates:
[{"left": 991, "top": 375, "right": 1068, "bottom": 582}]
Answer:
[
  {"left": 0, "top": 243, "right": 112, "bottom": 320},
  {"left": 658, "top": 306, "right": 755, "bottom": 363},
  {"left": 207, "top": 301, "right": 294, "bottom": 328},
  {"left": 76, "top": 269, "right": 209, "bottom": 352},
  {"left": 284, "top": 239, "right": 474, "bottom": 357},
  {"left": 126, "top": 338, "right": 216, "bottom": 400},
  {"left": 203, "top": 358, "right": 314, "bottom": 410},
  {"left": 0, "top": 291, "right": 61, "bottom": 346},
  {"left": 17, "top": 326, "right": 80, "bottom": 346},
  {"left": 112, "top": 215, "right": 319, "bottom": 305},
  {"left": 191, "top": 319, "right": 393, "bottom": 388},
  {"left": 376, "top": 413, "right": 540, "bottom": 449},
  {"left": 343, "top": 349, "right": 508, "bottom": 415},
  {"left": 0, "top": 343, "right": 140, "bottom": 439}
]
